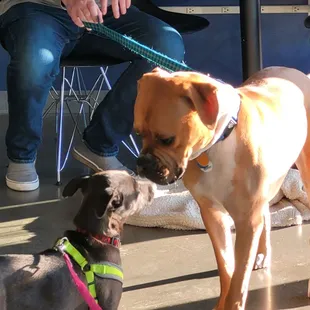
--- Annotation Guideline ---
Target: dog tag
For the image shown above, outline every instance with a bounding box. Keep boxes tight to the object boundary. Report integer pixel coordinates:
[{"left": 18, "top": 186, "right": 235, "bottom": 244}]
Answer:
[{"left": 196, "top": 153, "right": 213, "bottom": 173}]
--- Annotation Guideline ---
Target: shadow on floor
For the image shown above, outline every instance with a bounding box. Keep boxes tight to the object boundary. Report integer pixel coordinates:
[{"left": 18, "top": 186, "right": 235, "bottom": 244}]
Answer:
[
  {"left": 156, "top": 279, "right": 310, "bottom": 310},
  {"left": 0, "top": 188, "right": 204, "bottom": 255},
  {"left": 123, "top": 269, "right": 219, "bottom": 293}
]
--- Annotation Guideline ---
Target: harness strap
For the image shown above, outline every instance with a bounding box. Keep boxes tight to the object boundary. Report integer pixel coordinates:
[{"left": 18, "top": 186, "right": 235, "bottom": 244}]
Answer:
[
  {"left": 91, "top": 263, "right": 123, "bottom": 282},
  {"left": 54, "top": 237, "right": 123, "bottom": 310},
  {"left": 62, "top": 252, "right": 102, "bottom": 310}
]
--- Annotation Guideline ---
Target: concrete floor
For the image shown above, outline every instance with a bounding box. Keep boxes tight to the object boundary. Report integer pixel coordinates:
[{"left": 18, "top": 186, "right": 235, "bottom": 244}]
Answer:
[{"left": 0, "top": 115, "right": 310, "bottom": 309}]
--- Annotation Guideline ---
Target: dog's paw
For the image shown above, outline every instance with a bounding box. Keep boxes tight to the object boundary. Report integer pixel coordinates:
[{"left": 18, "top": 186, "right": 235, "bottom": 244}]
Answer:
[{"left": 254, "top": 253, "right": 270, "bottom": 270}]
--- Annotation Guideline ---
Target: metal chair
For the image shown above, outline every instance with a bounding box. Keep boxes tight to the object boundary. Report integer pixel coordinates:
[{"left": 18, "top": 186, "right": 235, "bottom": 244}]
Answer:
[
  {"left": 46, "top": 2, "right": 210, "bottom": 185},
  {"left": 45, "top": 57, "right": 140, "bottom": 185}
]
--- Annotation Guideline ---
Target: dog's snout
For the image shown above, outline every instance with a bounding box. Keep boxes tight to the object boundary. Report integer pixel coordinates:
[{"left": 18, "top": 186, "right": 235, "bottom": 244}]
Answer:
[{"left": 137, "top": 154, "right": 158, "bottom": 176}]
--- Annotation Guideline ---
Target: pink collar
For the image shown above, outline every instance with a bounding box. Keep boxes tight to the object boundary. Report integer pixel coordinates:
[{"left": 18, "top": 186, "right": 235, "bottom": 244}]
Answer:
[{"left": 77, "top": 228, "right": 121, "bottom": 248}]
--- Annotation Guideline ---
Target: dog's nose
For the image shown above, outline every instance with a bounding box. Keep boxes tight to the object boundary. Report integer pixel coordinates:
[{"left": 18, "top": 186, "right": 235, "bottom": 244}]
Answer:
[{"left": 136, "top": 154, "right": 157, "bottom": 176}]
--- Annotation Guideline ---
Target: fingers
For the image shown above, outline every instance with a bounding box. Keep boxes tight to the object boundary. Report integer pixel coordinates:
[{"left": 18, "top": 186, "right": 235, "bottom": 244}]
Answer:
[
  {"left": 67, "top": 0, "right": 131, "bottom": 24},
  {"left": 111, "top": 0, "right": 130, "bottom": 19},
  {"left": 87, "top": 1, "right": 101, "bottom": 22},
  {"left": 111, "top": 0, "right": 120, "bottom": 19},
  {"left": 101, "top": 0, "right": 108, "bottom": 16},
  {"left": 80, "top": 8, "right": 91, "bottom": 22},
  {"left": 66, "top": 0, "right": 103, "bottom": 27},
  {"left": 69, "top": 7, "right": 85, "bottom": 27},
  {"left": 119, "top": 0, "right": 127, "bottom": 15}
]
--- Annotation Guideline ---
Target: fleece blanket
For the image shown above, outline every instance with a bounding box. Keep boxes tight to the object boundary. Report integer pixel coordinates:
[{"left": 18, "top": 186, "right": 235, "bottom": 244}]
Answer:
[{"left": 127, "top": 169, "right": 310, "bottom": 230}]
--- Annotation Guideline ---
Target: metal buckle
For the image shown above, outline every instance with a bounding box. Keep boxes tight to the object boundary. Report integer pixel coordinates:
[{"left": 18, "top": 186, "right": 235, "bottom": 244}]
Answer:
[{"left": 54, "top": 237, "right": 69, "bottom": 254}]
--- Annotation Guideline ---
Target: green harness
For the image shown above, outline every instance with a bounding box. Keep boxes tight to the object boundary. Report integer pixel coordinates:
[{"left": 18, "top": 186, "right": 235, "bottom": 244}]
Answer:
[{"left": 54, "top": 237, "right": 123, "bottom": 303}]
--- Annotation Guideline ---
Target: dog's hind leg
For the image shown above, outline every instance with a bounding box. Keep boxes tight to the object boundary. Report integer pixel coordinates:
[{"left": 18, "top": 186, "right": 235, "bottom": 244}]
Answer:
[
  {"left": 198, "top": 198, "right": 234, "bottom": 310},
  {"left": 254, "top": 208, "right": 271, "bottom": 270}
]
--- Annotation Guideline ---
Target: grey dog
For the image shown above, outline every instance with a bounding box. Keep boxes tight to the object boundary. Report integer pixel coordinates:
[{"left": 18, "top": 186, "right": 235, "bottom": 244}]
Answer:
[{"left": 0, "top": 170, "right": 155, "bottom": 310}]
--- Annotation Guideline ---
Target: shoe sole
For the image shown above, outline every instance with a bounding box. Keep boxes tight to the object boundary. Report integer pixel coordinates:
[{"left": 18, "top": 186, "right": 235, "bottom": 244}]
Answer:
[
  {"left": 72, "top": 147, "right": 136, "bottom": 176},
  {"left": 6, "top": 176, "right": 39, "bottom": 192}
]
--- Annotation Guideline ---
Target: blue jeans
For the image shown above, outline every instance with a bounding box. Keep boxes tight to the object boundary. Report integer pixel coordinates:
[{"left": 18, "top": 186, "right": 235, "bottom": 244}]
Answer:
[{"left": 0, "top": 3, "right": 184, "bottom": 162}]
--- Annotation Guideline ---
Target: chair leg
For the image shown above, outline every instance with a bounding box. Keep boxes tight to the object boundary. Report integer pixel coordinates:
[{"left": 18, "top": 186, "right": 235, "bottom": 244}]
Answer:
[
  {"left": 56, "top": 67, "right": 66, "bottom": 185},
  {"left": 51, "top": 65, "right": 140, "bottom": 184}
]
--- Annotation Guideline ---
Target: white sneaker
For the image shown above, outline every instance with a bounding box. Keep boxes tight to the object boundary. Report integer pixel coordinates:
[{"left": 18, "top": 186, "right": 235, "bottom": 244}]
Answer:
[{"left": 6, "top": 161, "right": 39, "bottom": 192}]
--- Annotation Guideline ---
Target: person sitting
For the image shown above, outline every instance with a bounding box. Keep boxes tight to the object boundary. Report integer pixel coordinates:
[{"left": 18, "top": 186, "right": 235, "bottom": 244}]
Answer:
[{"left": 0, "top": 0, "right": 185, "bottom": 191}]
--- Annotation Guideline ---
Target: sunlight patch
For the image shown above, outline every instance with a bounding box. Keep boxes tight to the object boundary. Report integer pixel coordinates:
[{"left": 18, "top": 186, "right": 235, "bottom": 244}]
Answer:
[{"left": 0, "top": 217, "right": 38, "bottom": 246}]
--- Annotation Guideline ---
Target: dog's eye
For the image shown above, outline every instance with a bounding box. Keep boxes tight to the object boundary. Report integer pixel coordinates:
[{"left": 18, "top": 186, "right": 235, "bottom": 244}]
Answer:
[
  {"left": 112, "top": 200, "right": 122, "bottom": 209},
  {"left": 158, "top": 136, "right": 175, "bottom": 146}
]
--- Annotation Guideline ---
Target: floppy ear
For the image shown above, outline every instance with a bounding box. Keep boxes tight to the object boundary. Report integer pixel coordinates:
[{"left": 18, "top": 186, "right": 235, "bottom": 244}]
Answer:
[
  {"left": 62, "top": 175, "right": 91, "bottom": 198},
  {"left": 94, "top": 188, "right": 124, "bottom": 219},
  {"left": 187, "top": 81, "right": 236, "bottom": 130}
]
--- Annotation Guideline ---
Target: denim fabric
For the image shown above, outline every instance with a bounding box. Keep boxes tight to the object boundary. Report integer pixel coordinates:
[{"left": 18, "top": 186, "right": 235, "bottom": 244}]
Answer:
[{"left": 0, "top": 2, "right": 185, "bottom": 162}]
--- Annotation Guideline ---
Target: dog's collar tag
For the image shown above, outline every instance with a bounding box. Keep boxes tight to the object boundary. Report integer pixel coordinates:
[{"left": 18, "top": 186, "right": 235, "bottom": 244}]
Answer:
[
  {"left": 196, "top": 152, "right": 213, "bottom": 173},
  {"left": 198, "top": 162, "right": 213, "bottom": 173}
]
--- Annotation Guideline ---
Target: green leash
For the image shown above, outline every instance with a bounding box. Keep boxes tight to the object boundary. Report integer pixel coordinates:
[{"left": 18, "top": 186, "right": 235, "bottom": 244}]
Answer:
[{"left": 83, "top": 21, "right": 195, "bottom": 73}]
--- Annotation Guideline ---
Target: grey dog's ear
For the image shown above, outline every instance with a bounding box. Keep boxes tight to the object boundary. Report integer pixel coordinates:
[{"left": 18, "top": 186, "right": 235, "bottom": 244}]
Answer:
[
  {"left": 62, "top": 175, "right": 91, "bottom": 198},
  {"left": 94, "top": 188, "right": 124, "bottom": 219}
]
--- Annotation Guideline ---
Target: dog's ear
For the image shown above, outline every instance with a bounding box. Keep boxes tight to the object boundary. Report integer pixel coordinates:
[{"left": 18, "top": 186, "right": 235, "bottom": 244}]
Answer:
[
  {"left": 187, "top": 81, "right": 237, "bottom": 130},
  {"left": 94, "top": 188, "right": 124, "bottom": 218},
  {"left": 62, "top": 175, "right": 91, "bottom": 198}
]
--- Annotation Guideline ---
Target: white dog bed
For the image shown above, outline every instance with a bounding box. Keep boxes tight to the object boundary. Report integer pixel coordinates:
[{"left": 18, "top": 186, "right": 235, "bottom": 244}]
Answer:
[{"left": 127, "top": 169, "right": 310, "bottom": 230}]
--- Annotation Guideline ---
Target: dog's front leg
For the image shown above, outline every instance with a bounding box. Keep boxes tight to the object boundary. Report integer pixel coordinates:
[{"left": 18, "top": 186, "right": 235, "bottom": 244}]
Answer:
[
  {"left": 224, "top": 205, "right": 266, "bottom": 310},
  {"left": 198, "top": 198, "right": 234, "bottom": 310}
]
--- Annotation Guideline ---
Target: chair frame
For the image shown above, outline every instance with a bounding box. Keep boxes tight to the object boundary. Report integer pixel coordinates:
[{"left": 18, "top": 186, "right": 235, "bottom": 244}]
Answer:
[{"left": 44, "top": 65, "right": 140, "bottom": 185}]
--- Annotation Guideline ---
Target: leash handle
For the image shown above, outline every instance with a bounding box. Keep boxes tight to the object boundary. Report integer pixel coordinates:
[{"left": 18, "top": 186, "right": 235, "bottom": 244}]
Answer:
[{"left": 63, "top": 253, "right": 103, "bottom": 310}]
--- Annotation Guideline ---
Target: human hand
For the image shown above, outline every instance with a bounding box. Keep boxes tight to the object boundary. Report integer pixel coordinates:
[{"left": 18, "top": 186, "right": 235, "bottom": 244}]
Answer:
[
  {"left": 100, "top": 0, "right": 131, "bottom": 19},
  {"left": 62, "top": 0, "right": 104, "bottom": 27}
]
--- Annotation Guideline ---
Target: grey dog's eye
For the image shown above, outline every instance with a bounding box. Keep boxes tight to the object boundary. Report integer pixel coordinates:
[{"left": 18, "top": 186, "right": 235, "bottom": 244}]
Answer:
[
  {"left": 158, "top": 136, "right": 175, "bottom": 146},
  {"left": 112, "top": 200, "right": 122, "bottom": 209}
]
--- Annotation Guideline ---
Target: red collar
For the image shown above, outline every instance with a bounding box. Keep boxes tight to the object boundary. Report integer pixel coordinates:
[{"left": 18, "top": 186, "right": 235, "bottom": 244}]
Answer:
[{"left": 76, "top": 228, "right": 121, "bottom": 248}]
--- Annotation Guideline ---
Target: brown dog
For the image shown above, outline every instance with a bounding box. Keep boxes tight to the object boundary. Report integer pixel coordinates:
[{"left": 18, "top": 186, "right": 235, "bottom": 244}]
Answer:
[{"left": 134, "top": 66, "right": 310, "bottom": 310}]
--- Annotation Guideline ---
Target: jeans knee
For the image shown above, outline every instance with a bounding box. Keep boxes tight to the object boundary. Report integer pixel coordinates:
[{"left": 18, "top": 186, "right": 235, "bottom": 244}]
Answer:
[
  {"left": 9, "top": 46, "right": 60, "bottom": 90},
  {"left": 147, "top": 22, "right": 185, "bottom": 62}
]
